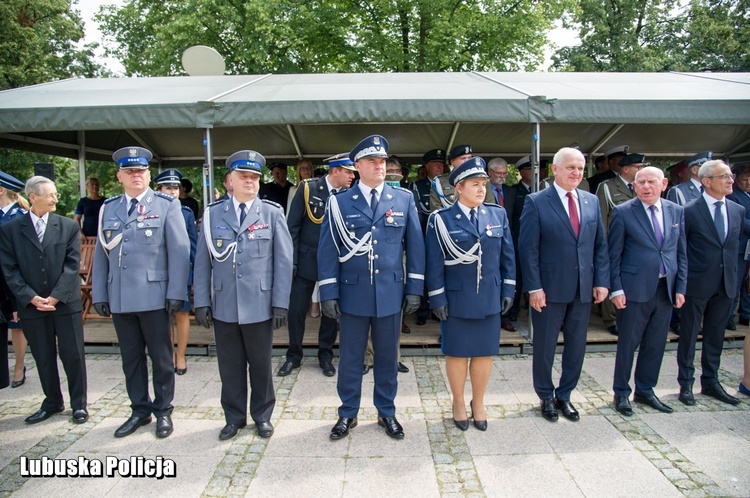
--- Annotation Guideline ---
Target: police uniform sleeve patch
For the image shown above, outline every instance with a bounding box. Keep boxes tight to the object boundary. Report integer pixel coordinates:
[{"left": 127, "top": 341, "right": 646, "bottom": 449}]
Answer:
[
  {"left": 103, "top": 194, "right": 123, "bottom": 205},
  {"left": 154, "top": 191, "right": 176, "bottom": 201}
]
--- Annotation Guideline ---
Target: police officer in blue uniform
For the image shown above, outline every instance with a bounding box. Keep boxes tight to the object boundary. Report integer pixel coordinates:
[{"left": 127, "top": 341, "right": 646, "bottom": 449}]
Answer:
[
  {"left": 318, "top": 135, "right": 425, "bottom": 440},
  {"left": 279, "top": 153, "right": 356, "bottom": 378},
  {"left": 425, "top": 157, "right": 516, "bottom": 431},
  {"left": 153, "top": 169, "right": 198, "bottom": 375},
  {"left": 92, "top": 146, "right": 190, "bottom": 439},
  {"left": 193, "top": 149, "right": 293, "bottom": 441},
  {"left": 0, "top": 171, "right": 27, "bottom": 390}
]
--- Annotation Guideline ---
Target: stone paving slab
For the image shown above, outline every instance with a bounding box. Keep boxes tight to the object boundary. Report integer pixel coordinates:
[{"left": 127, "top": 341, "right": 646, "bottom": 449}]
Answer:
[{"left": 0, "top": 349, "right": 748, "bottom": 497}]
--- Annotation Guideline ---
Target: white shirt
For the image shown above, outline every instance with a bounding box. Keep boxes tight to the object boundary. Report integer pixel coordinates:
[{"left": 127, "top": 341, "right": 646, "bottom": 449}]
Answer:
[
  {"left": 124, "top": 191, "right": 147, "bottom": 208},
  {"left": 455, "top": 200, "right": 477, "bottom": 221},
  {"left": 552, "top": 181, "right": 581, "bottom": 222},
  {"left": 29, "top": 211, "right": 50, "bottom": 240},
  {"left": 702, "top": 192, "right": 729, "bottom": 239},
  {"left": 641, "top": 199, "right": 664, "bottom": 236},
  {"left": 232, "top": 197, "right": 255, "bottom": 225},
  {"left": 325, "top": 176, "right": 337, "bottom": 194},
  {"left": 357, "top": 182, "right": 384, "bottom": 204},
  {"left": 690, "top": 177, "right": 702, "bottom": 191},
  {"left": 1, "top": 204, "right": 12, "bottom": 215}
]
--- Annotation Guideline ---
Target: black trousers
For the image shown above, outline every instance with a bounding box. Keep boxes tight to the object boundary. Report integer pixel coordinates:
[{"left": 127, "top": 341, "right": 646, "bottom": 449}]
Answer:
[
  {"left": 214, "top": 318, "right": 275, "bottom": 425},
  {"left": 0, "top": 322, "right": 8, "bottom": 389},
  {"left": 286, "top": 275, "right": 337, "bottom": 363},
  {"left": 678, "top": 285, "right": 733, "bottom": 388},
  {"left": 112, "top": 310, "right": 174, "bottom": 418},
  {"left": 23, "top": 312, "right": 87, "bottom": 411},
  {"left": 613, "top": 278, "right": 671, "bottom": 397}
]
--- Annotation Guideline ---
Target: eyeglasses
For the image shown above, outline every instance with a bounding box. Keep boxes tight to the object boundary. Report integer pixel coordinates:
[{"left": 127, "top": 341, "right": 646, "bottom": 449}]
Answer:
[
  {"left": 35, "top": 192, "right": 61, "bottom": 200},
  {"left": 706, "top": 174, "right": 735, "bottom": 181},
  {"left": 298, "top": 166, "right": 313, "bottom": 171}
]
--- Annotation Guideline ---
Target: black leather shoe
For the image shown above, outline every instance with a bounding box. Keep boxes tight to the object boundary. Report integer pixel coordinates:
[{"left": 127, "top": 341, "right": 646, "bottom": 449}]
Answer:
[
  {"left": 320, "top": 360, "right": 336, "bottom": 377},
  {"left": 416, "top": 317, "right": 427, "bottom": 325},
  {"left": 219, "top": 422, "right": 246, "bottom": 440},
  {"left": 554, "top": 398, "right": 580, "bottom": 421},
  {"left": 701, "top": 383, "right": 740, "bottom": 405},
  {"left": 72, "top": 409, "right": 89, "bottom": 424},
  {"left": 726, "top": 318, "right": 737, "bottom": 331},
  {"left": 469, "top": 400, "right": 487, "bottom": 431},
  {"left": 155, "top": 415, "right": 173, "bottom": 438},
  {"left": 330, "top": 417, "right": 358, "bottom": 440},
  {"left": 11, "top": 366, "right": 26, "bottom": 388},
  {"left": 739, "top": 317, "right": 750, "bottom": 326},
  {"left": 363, "top": 365, "right": 371, "bottom": 375},
  {"left": 679, "top": 386, "right": 695, "bottom": 406},
  {"left": 540, "top": 399, "right": 558, "bottom": 422},
  {"left": 25, "top": 406, "right": 64, "bottom": 424},
  {"left": 614, "top": 395, "right": 632, "bottom": 416},
  {"left": 256, "top": 421, "right": 274, "bottom": 438},
  {"left": 670, "top": 323, "right": 681, "bottom": 334},
  {"left": 114, "top": 415, "right": 152, "bottom": 438},
  {"left": 277, "top": 360, "right": 301, "bottom": 377},
  {"left": 607, "top": 325, "right": 619, "bottom": 336},
  {"left": 175, "top": 365, "right": 187, "bottom": 375},
  {"left": 634, "top": 392, "right": 673, "bottom": 413},
  {"left": 378, "top": 416, "right": 404, "bottom": 439},
  {"left": 397, "top": 362, "right": 409, "bottom": 373},
  {"left": 453, "top": 418, "right": 469, "bottom": 431}
]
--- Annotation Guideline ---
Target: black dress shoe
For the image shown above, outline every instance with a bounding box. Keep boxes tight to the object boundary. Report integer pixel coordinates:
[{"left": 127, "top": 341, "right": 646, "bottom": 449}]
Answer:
[
  {"left": 378, "top": 416, "right": 404, "bottom": 439},
  {"left": 726, "top": 318, "right": 737, "bottom": 331},
  {"left": 330, "top": 417, "right": 357, "bottom": 440},
  {"left": 614, "top": 395, "right": 632, "bottom": 416},
  {"left": 114, "top": 415, "right": 152, "bottom": 438},
  {"left": 540, "top": 399, "right": 558, "bottom": 422},
  {"left": 320, "top": 360, "right": 336, "bottom": 377},
  {"left": 175, "top": 365, "right": 187, "bottom": 375},
  {"left": 739, "top": 317, "right": 750, "bottom": 326},
  {"left": 701, "top": 383, "right": 740, "bottom": 405},
  {"left": 554, "top": 398, "right": 580, "bottom": 421},
  {"left": 397, "top": 362, "right": 409, "bottom": 373},
  {"left": 607, "top": 325, "right": 619, "bottom": 336},
  {"left": 72, "top": 409, "right": 89, "bottom": 424},
  {"left": 363, "top": 365, "right": 372, "bottom": 375},
  {"left": 633, "top": 392, "right": 673, "bottom": 413},
  {"left": 416, "top": 317, "right": 427, "bottom": 325},
  {"left": 256, "top": 421, "right": 274, "bottom": 438},
  {"left": 11, "top": 366, "right": 26, "bottom": 388},
  {"left": 679, "top": 386, "right": 695, "bottom": 406},
  {"left": 277, "top": 360, "right": 301, "bottom": 377},
  {"left": 219, "top": 422, "right": 247, "bottom": 440},
  {"left": 156, "top": 415, "right": 174, "bottom": 438},
  {"left": 453, "top": 418, "right": 469, "bottom": 431},
  {"left": 469, "top": 400, "right": 487, "bottom": 431},
  {"left": 25, "top": 406, "right": 64, "bottom": 424}
]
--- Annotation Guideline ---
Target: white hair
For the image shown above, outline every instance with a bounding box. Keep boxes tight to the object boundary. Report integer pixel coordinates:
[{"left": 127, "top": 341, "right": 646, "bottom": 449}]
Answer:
[{"left": 24, "top": 176, "right": 54, "bottom": 197}]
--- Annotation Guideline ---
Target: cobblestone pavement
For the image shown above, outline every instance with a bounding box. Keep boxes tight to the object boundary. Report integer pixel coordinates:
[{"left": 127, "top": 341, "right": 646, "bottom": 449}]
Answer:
[{"left": 0, "top": 349, "right": 748, "bottom": 497}]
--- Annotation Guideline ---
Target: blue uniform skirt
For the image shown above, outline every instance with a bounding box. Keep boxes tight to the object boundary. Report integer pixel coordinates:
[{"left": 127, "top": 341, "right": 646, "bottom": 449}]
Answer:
[{"left": 440, "top": 313, "right": 501, "bottom": 358}]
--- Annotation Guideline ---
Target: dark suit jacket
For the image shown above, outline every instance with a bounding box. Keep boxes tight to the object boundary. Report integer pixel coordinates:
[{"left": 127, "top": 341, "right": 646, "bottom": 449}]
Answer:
[
  {"left": 608, "top": 198, "right": 687, "bottom": 303},
  {"left": 287, "top": 176, "right": 332, "bottom": 282},
  {"left": 519, "top": 186, "right": 610, "bottom": 304},
  {"left": 0, "top": 213, "right": 82, "bottom": 319},
  {"left": 726, "top": 187, "right": 750, "bottom": 256},
  {"left": 489, "top": 183, "right": 515, "bottom": 229},
  {"left": 684, "top": 196, "right": 745, "bottom": 298}
]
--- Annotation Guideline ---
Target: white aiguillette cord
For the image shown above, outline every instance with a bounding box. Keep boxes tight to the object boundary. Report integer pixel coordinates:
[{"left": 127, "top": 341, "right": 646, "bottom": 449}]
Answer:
[
  {"left": 327, "top": 194, "right": 375, "bottom": 283},
  {"left": 202, "top": 206, "right": 238, "bottom": 271},
  {"left": 431, "top": 212, "right": 482, "bottom": 293}
]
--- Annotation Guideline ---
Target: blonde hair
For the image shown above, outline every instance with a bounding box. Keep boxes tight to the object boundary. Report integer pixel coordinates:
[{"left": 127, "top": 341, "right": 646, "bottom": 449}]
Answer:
[{"left": 7, "top": 190, "right": 29, "bottom": 210}]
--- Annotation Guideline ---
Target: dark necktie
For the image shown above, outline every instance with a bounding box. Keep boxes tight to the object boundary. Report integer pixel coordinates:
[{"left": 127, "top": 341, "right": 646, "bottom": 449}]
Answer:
[
  {"left": 470, "top": 208, "right": 478, "bottom": 233},
  {"left": 495, "top": 186, "right": 504, "bottom": 207},
  {"left": 0, "top": 209, "right": 4, "bottom": 222},
  {"left": 128, "top": 198, "right": 138, "bottom": 216},
  {"left": 370, "top": 188, "right": 378, "bottom": 214},
  {"left": 330, "top": 188, "right": 337, "bottom": 195},
  {"left": 627, "top": 183, "right": 634, "bottom": 195},
  {"left": 649, "top": 205, "right": 667, "bottom": 275},
  {"left": 566, "top": 192, "right": 579, "bottom": 237},
  {"left": 239, "top": 202, "right": 246, "bottom": 226},
  {"left": 714, "top": 200, "right": 725, "bottom": 243}
]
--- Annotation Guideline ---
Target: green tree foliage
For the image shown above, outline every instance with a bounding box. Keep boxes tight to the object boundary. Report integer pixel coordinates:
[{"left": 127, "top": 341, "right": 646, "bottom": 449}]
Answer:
[
  {"left": 97, "top": 0, "right": 573, "bottom": 75},
  {"left": 682, "top": 0, "right": 749, "bottom": 71}
]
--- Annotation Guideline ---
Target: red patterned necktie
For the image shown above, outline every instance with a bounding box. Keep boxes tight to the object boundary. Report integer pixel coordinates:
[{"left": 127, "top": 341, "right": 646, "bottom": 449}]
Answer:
[{"left": 566, "top": 192, "right": 579, "bottom": 237}]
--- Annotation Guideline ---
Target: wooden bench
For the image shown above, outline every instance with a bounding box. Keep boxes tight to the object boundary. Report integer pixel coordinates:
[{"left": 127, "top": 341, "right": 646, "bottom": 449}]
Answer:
[{"left": 79, "top": 236, "right": 103, "bottom": 324}]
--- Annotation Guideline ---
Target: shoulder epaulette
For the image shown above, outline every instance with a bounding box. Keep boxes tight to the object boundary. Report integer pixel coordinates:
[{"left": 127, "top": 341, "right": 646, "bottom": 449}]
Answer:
[
  {"left": 261, "top": 199, "right": 283, "bottom": 209},
  {"left": 436, "top": 205, "right": 451, "bottom": 214},
  {"left": 104, "top": 194, "right": 122, "bottom": 205},
  {"left": 208, "top": 198, "right": 226, "bottom": 207},
  {"left": 154, "top": 191, "right": 176, "bottom": 201},
  {"left": 181, "top": 205, "right": 193, "bottom": 211},
  {"left": 302, "top": 178, "right": 317, "bottom": 184}
]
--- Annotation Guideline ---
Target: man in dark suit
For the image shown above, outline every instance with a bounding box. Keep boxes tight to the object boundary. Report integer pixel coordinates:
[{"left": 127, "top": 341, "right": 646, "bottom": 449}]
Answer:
[
  {"left": 508, "top": 157, "right": 533, "bottom": 320},
  {"left": 678, "top": 159, "right": 744, "bottom": 406},
  {"left": 278, "top": 153, "right": 356, "bottom": 377},
  {"left": 725, "top": 163, "right": 750, "bottom": 330},
  {"left": 519, "top": 147, "right": 610, "bottom": 423},
  {"left": 0, "top": 176, "right": 88, "bottom": 424},
  {"left": 487, "top": 157, "right": 517, "bottom": 331},
  {"left": 609, "top": 167, "right": 687, "bottom": 416}
]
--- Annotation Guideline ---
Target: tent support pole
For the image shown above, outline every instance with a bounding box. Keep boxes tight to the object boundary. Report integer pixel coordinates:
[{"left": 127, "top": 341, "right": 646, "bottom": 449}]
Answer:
[
  {"left": 286, "top": 125, "right": 303, "bottom": 159},
  {"left": 526, "top": 122, "right": 541, "bottom": 344},
  {"left": 77, "top": 130, "right": 86, "bottom": 197},
  {"left": 203, "top": 128, "right": 214, "bottom": 211}
]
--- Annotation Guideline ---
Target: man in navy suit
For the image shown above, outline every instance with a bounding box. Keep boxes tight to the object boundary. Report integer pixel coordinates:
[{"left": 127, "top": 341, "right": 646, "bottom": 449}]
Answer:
[
  {"left": 725, "top": 163, "right": 750, "bottom": 330},
  {"left": 678, "top": 159, "right": 744, "bottom": 406},
  {"left": 519, "top": 147, "right": 610, "bottom": 423},
  {"left": 318, "top": 135, "right": 425, "bottom": 440},
  {"left": 609, "top": 166, "right": 687, "bottom": 416}
]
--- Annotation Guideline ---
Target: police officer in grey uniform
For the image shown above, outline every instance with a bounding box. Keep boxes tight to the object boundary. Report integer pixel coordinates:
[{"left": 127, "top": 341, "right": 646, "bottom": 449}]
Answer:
[
  {"left": 92, "top": 146, "right": 190, "bottom": 439},
  {"left": 193, "top": 149, "right": 293, "bottom": 441}
]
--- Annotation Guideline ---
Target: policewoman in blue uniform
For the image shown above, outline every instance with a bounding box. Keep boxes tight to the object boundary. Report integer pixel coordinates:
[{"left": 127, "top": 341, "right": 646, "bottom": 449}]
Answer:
[
  {"left": 0, "top": 171, "right": 29, "bottom": 389},
  {"left": 318, "top": 135, "right": 425, "bottom": 440},
  {"left": 153, "top": 169, "right": 198, "bottom": 376},
  {"left": 92, "top": 146, "right": 190, "bottom": 439},
  {"left": 425, "top": 157, "right": 515, "bottom": 431},
  {"left": 193, "top": 150, "right": 293, "bottom": 441}
]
